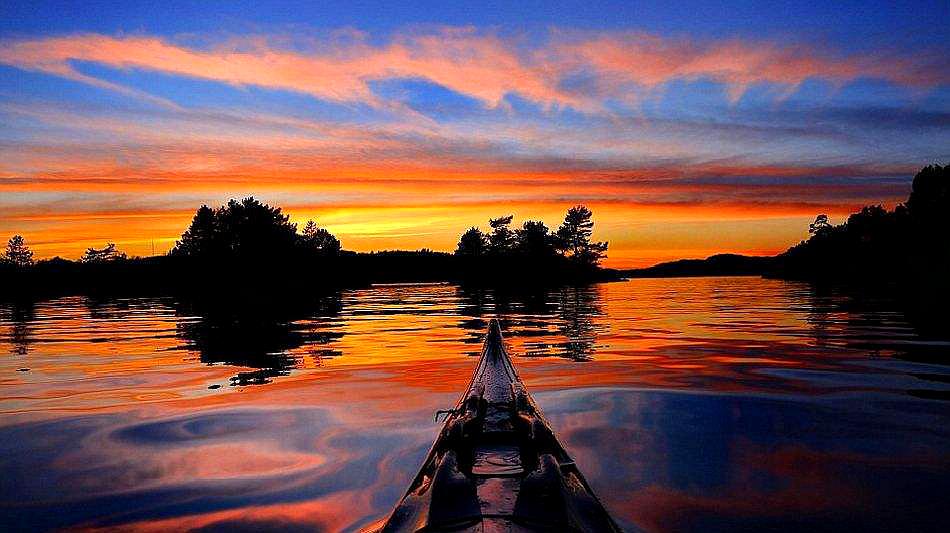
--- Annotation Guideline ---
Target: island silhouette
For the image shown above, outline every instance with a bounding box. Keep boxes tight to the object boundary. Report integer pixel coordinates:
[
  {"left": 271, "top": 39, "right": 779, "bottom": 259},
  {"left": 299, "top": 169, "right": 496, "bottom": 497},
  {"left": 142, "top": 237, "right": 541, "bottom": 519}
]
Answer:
[
  {"left": 1, "top": 164, "right": 947, "bottom": 301},
  {"left": 0, "top": 198, "right": 619, "bottom": 299}
]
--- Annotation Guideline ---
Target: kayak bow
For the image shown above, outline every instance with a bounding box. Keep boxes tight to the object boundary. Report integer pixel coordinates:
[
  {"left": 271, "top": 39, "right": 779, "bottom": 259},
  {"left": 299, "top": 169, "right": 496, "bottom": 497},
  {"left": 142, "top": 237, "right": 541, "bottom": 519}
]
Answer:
[{"left": 378, "top": 319, "right": 620, "bottom": 532}]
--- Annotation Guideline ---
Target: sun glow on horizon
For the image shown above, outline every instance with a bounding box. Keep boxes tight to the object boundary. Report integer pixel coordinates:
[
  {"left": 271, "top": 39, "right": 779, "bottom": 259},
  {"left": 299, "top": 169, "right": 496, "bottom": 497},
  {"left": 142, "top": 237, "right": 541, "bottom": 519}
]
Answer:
[
  {"left": 0, "top": 3, "right": 947, "bottom": 268},
  {"left": 1, "top": 198, "right": 864, "bottom": 268}
]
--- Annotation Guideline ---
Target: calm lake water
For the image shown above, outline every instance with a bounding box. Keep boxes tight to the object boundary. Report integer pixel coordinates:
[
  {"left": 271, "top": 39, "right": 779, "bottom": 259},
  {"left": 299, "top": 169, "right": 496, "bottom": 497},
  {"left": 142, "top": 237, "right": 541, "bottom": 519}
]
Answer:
[{"left": 1, "top": 277, "right": 948, "bottom": 532}]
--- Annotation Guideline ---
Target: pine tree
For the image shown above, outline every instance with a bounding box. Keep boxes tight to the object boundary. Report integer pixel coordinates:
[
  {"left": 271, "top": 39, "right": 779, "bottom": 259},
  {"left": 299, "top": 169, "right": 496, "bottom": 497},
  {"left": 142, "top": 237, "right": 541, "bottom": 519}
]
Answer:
[
  {"left": 555, "top": 206, "right": 607, "bottom": 266},
  {"left": 300, "top": 220, "right": 341, "bottom": 255},
  {"left": 173, "top": 205, "right": 217, "bottom": 256},
  {"left": 3, "top": 235, "right": 34, "bottom": 267}
]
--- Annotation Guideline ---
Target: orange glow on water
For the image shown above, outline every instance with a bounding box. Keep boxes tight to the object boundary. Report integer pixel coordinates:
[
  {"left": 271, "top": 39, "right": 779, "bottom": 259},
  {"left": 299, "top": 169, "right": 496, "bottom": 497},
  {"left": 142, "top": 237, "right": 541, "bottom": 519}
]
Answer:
[{"left": 1, "top": 278, "right": 947, "bottom": 531}]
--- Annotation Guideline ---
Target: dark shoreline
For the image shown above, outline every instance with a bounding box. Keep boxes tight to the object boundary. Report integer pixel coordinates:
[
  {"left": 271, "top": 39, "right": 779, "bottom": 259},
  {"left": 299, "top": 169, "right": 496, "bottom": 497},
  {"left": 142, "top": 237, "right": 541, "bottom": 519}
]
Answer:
[
  {"left": 3, "top": 250, "right": 947, "bottom": 365},
  {"left": 0, "top": 250, "right": 626, "bottom": 302},
  {"left": 3, "top": 247, "right": 947, "bottom": 301},
  {"left": 6, "top": 164, "right": 945, "bottom": 302}
]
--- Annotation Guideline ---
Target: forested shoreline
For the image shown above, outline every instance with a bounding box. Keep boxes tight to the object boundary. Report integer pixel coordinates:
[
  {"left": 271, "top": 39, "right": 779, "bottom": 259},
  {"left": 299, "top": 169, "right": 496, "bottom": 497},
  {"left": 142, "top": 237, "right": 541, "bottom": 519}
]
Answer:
[
  {"left": 627, "top": 164, "right": 949, "bottom": 287},
  {"left": 2, "top": 164, "right": 946, "bottom": 301},
  {"left": 0, "top": 200, "right": 621, "bottom": 300}
]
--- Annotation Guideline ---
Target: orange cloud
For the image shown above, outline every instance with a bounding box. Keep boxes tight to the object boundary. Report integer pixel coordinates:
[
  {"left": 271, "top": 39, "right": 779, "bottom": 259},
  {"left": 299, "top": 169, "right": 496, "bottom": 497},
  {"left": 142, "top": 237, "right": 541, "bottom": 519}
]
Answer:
[
  {"left": 553, "top": 33, "right": 946, "bottom": 101},
  {"left": 0, "top": 29, "right": 944, "bottom": 111},
  {"left": 1, "top": 28, "right": 936, "bottom": 267},
  {"left": 0, "top": 30, "right": 575, "bottom": 110}
]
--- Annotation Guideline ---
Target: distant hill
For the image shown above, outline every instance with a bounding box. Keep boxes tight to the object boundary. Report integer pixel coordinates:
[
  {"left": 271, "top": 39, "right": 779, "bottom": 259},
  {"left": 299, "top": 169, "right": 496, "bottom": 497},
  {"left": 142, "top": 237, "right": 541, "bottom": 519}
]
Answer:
[{"left": 623, "top": 254, "right": 776, "bottom": 278}]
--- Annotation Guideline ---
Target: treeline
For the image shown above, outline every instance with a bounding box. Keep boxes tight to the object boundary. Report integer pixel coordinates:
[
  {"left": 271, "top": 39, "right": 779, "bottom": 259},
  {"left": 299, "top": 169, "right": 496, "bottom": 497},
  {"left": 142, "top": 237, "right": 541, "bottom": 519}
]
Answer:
[
  {"left": 0, "top": 198, "right": 342, "bottom": 270},
  {"left": 0, "top": 197, "right": 380, "bottom": 298},
  {"left": 172, "top": 198, "right": 340, "bottom": 260},
  {"left": 622, "top": 164, "right": 950, "bottom": 287},
  {"left": 455, "top": 206, "right": 607, "bottom": 266},
  {"left": 451, "top": 205, "right": 615, "bottom": 284},
  {"left": 776, "top": 164, "right": 949, "bottom": 287},
  {"left": 0, "top": 198, "right": 617, "bottom": 299},
  {"left": 1, "top": 236, "right": 127, "bottom": 267}
]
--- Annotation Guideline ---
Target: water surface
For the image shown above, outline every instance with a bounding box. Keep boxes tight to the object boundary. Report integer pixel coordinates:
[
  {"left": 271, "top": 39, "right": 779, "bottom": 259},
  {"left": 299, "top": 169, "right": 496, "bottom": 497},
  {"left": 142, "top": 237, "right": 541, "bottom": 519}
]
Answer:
[{"left": 1, "top": 277, "right": 948, "bottom": 532}]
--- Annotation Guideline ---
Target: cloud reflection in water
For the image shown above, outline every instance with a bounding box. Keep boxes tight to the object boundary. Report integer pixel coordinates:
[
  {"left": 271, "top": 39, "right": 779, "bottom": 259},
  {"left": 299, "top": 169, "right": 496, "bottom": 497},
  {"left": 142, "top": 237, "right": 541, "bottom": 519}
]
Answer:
[{"left": 0, "top": 278, "right": 948, "bottom": 531}]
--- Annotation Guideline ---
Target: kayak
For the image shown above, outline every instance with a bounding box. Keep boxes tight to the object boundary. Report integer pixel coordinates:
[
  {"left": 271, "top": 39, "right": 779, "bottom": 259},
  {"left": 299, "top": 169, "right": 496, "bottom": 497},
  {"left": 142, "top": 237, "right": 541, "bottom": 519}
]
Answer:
[{"left": 377, "top": 319, "right": 621, "bottom": 532}]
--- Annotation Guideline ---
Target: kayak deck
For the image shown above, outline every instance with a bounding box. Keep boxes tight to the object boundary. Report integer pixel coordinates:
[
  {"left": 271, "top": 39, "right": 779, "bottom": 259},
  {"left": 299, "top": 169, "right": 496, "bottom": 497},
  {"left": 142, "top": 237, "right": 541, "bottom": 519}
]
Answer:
[{"left": 378, "top": 320, "right": 620, "bottom": 532}]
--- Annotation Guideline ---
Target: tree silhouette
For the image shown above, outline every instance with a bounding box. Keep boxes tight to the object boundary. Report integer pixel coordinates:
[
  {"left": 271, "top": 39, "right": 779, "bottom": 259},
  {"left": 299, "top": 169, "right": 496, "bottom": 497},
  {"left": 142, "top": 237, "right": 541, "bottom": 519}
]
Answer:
[
  {"left": 906, "top": 164, "right": 950, "bottom": 256},
  {"left": 3, "top": 235, "right": 33, "bottom": 267},
  {"left": 300, "top": 220, "right": 341, "bottom": 256},
  {"left": 171, "top": 197, "right": 340, "bottom": 261},
  {"left": 174, "top": 205, "right": 217, "bottom": 257},
  {"left": 81, "top": 243, "right": 127, "bottom": 263},
  {"left": 452, "top": 206, "right": 609, "bottom": 279},
  {"left": 781, "top": 164, "right": 949, "bottom": 281},
  {"left": 456, "top": 227, "right": 489, "bottom": 257},
  {"left": 809, "top": 214, "right": 832, "bottom": 236},
  {"left": 302, "top": 220, "right": 318, "bottom": 239},
  {"left": 488, "top": 215, "right": 516, "bottom": 254},
  {"left": 214, "top": 197, "right": 298, "bottom": 258},
  {"left": 515, "top": 220, "right": 557, "bottom": 258},
  {"left": 556, "top": 206, "right": 608, "bottom": 266},
  {"left": 907, "top": 164, "right": 949, "bottom": 221}
]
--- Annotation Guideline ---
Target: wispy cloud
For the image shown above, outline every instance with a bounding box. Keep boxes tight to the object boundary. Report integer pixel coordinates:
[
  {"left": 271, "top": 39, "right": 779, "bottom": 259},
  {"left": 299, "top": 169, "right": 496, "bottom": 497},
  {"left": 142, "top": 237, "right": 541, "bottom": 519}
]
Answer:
[
  {"left": 549, "top": 32, "right": 949, "bottom": 102},
  {"left": 1, "top": 26, "right": 947, "bottom": 266},
  {"left": 1, "top": 28, "right": 946, "bottom": 112}
]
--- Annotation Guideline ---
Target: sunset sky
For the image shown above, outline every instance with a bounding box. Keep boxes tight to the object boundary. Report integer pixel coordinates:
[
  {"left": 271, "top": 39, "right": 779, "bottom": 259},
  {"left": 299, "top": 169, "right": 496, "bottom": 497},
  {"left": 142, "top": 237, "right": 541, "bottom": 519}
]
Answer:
[{"left": 1, "top": 1, "right": 948, "bottom": 267}]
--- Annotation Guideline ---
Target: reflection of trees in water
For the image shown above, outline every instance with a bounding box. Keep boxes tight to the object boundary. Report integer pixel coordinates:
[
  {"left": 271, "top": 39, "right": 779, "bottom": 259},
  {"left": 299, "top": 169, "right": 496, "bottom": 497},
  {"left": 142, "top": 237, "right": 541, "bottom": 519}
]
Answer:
[
  {"left": 455, "top": 286, "right": 490, "bottom": 350},
  {"left": 552, "top": 285, "right": 602, "bottom": 361},
  {"left": 814, "top": 284, "right": 950, "bottom": 365},
  {"left": 796, "top": 284, "right": 950, "bottom": 401},
  {"left": 455, "top": 286, "right": 553, "bottom": 353},
  {"left": 173, "top": 293, "right": 344, "bottom": 385},
  {"left": 1, "top": 300, "right": 35, "bottom": 356},
  {"left": 83, "top": 296, "right": 133, "bottom": 320},
  {"left": 803, "top": 285, "right": 835, "bottom": 350},
  {"left": 802, "top": 282, "right": 950, "bottom": 398},
  {"left": 454, "top": 284, "right": 603, "bottom": 361}
]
